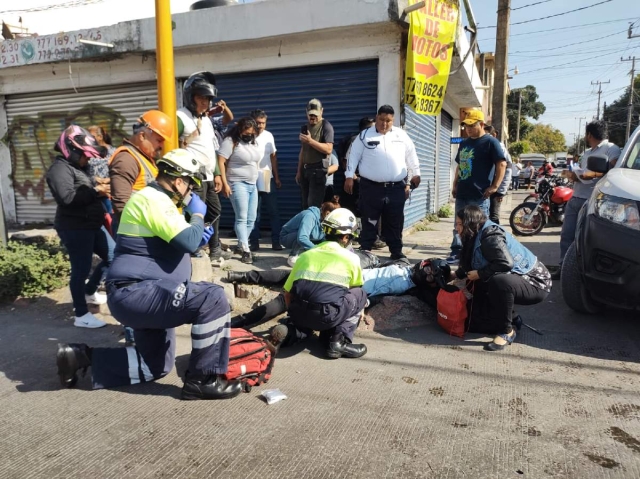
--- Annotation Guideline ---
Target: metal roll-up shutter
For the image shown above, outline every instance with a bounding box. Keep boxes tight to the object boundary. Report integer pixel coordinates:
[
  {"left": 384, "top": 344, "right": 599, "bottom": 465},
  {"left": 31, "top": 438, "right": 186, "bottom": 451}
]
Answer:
[
  {"left": 214, "top": 60, "right": 379, "bottom": 229},
  {"left": 6, "top": 83, "right": 158, "bottom": 224},
  {"left": 437, "top": 110, "right": 453, "bottom": 208},
  {"left": 403, "top": 106, "right": 436, "bottom": 228}
]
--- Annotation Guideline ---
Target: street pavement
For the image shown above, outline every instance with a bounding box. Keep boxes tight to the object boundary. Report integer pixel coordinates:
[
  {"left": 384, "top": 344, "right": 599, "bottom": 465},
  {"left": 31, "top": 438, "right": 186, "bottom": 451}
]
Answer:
[{"left": 1, "top": 189, "right": 640, "bottom": 478}]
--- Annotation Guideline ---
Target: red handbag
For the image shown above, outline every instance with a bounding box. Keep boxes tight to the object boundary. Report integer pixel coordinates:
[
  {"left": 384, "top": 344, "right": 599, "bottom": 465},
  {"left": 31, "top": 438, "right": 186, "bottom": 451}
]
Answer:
[{"left": 436, "top": 288, "right": 469, "bottom": 338}]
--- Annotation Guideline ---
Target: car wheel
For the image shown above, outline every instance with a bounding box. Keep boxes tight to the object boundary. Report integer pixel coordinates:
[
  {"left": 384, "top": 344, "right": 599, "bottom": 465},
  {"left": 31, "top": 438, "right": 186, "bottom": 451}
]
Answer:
[{"left": 561, "top": 242, "right": 602, "bottom": 314}]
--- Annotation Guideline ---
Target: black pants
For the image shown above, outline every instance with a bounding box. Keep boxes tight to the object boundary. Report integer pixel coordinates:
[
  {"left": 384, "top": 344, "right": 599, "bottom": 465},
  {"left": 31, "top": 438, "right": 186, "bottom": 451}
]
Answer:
[
  {"left": 241, "top": 270, "right": 289, "bottom": 286},
  {"left": 359, "top": 179, "right": 406, "bottom": 255},
  {"left": 482, "top": 274, "right": 548, "bottom": 334},
  {"left": 289, "top": 288, "right": 367, "bottom": 342},
  {"left": 301, "top": 166, "right": 327, "bottom": 209},
  {"left": 193, "top": 180, "right": 222, "bottom": 253},
  {"left": 489, "top": 193, "right": 504, "bottom": 224},
  {"left": 230, "top": 294, "right": 287, "bottom": 330}
]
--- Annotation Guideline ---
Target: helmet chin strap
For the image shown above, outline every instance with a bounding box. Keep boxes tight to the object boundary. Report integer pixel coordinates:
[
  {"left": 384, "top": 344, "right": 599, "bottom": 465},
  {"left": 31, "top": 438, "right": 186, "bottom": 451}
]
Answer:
[{"left": 168, "top": 180, "right": 189, "bottom": 208}]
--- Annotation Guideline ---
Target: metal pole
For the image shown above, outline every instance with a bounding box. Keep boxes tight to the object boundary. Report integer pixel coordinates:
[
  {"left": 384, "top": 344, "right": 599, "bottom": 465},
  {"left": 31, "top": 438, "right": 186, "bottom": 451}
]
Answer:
[
  {"left": 576, "top": 117, "right": 586, "bottom": 154},
  {"left": 591, "top": 80, "right": 610, "bottom": 120},
  {"left": 155, "top": 0, "right": 178, "bottom": 152},
  {"left": 490, "top": 0, "right": 511, "bottom": 143},
  {"left": 622, "top": 56, "right": 636, "bottom": 142},
  {"left": 516, "top": 90, "right": 522, "bottom": 142}
]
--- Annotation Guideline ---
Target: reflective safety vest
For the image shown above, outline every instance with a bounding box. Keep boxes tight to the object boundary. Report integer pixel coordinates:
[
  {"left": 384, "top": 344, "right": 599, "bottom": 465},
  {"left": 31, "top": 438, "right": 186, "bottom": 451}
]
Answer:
[{"left": 110, "top": 145, "right": 158, "bottom": 191}]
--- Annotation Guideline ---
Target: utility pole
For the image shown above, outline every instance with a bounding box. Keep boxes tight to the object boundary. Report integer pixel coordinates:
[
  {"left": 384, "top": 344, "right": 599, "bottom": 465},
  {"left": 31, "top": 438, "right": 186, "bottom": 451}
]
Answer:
[
  {"left": 576, "top": 116, "right": 586, "bottom": 154},
  {"left": 515, "top": 90, "right": 522, "bottom": 142},
  {"left": 155, "top": 0, "right": 178, "bottom": 152},
  {"left": 491, "top": 0, "right": 511, "bottom": 143},
  {"left": 591, "top": 80, "right": 610, "bottom": 120},
  {"left": 622, "top": 56, "right": 637, "bottom": 142}
]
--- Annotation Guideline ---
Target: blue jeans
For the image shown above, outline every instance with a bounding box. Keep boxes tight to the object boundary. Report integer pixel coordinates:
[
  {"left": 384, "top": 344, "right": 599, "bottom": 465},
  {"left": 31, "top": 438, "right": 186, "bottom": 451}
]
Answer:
[
  {"left": 249, "top": 179, "right": 281, "bottom": 247},
  {"left": 559, "top": 196, "right": 587, "bottom": 264},
  {"left": 56, "top": 226, "right": 115, "bottom": 317},
  {"left": 512, "top": 177, "right": 520, "bottom": 190},
  {"left": 229, "top": 181, "right": 258, "bottom": 252},
  {"left": 449, "top": 197, "right": 490, "bottom": 257}
]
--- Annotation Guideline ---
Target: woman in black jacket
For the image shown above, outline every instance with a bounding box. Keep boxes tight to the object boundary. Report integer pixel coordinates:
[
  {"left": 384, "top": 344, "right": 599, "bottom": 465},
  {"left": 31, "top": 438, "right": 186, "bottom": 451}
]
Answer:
[
  {"left": 46, "top": 125, "right": 115, "bottom": 329},
  {"left": 454, "top": 205, "right": 551, "bottom": 351}
]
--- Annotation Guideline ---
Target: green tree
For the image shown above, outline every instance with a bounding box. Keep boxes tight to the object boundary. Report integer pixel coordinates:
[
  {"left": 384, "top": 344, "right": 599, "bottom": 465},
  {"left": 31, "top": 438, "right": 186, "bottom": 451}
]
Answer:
[
  {"left": 508, "top": 140, "right": 531, "bottom": 158},
  {"left": 525, "top": 123, "right": 566, "bottom": 155},
  {"left": 603, "top": 74, "right": 640, "bottom": 147},
  {"left": 507, "top": 85, "right": 546, "bottom": 142}
]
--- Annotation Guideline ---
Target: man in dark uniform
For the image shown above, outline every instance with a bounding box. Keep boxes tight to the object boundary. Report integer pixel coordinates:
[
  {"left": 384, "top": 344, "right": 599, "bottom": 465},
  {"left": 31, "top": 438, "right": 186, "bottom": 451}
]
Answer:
[{"left": 55, "top": 149, "right": 242, "bottom": 401}]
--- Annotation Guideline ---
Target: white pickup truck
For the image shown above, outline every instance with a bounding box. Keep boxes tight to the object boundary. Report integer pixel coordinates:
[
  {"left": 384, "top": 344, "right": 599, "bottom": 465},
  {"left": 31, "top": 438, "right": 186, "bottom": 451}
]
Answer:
[{"left": 562, "top": 126, "right": 640, "bottom": 313}]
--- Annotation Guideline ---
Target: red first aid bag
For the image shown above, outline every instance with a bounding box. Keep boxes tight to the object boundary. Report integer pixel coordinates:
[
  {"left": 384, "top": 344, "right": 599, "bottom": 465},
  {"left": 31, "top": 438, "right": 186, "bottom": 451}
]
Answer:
[
  {"left": 222, "top": 328, "right": 275, "bottom": 392},
  {"left": 436, "top": 289, "right": 469, "bottom": 338}
]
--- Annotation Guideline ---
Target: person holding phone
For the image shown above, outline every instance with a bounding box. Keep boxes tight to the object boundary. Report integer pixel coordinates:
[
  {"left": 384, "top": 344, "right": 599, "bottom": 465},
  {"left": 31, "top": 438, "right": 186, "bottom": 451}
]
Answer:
[{"left": 296, "top": 99, "right": 334, "bottom": 209}]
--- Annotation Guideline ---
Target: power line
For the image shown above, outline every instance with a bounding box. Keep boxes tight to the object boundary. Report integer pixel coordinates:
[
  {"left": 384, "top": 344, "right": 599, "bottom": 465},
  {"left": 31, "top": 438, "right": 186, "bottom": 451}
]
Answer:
[
  {"left": 518, "top": 59, "right": 620, "bottom": 75},
  {"left": 510, "top": 29, "right": 627, "bottom": 54},
  {"left": 478, "top": 0, "right": 614, "bottom": 29},
  {"left": 511, "top": 44, "right": 629, "bottom": 60},
  {"left": 480, "top": 18, "right": 635, "bottom": 40},
  {"left": 512, "top": 0, "right": 552, "bottom": 11},
  {"left": 0, "top": 0, "right": 103, "bottom": 14}
]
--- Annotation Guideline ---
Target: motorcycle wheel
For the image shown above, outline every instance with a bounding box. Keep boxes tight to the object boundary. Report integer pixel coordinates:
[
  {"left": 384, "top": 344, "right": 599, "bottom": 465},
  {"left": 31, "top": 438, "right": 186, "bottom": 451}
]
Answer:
[
  {"left": 523, "top": 195, "right": 537, "bottom": 204},
  {"left": 509, "top": 202, "right": 546, "bottom": 236}
]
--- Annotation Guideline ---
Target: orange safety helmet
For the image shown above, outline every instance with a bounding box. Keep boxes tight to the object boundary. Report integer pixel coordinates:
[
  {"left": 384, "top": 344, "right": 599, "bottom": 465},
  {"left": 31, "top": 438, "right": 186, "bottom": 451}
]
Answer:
[{"left": 137, "top": 110, "right": 174, "bottom": 141}]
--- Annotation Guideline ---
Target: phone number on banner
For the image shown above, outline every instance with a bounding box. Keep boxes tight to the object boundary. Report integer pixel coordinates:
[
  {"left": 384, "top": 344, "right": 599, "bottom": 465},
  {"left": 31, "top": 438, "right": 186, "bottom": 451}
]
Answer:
[{"left": 405, "top": 77, "right": 444, "bottom": 114}]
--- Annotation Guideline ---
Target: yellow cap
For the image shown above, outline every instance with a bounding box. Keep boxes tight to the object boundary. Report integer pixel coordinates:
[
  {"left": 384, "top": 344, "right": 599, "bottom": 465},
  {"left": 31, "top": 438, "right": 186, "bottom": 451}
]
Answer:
[{"left": 462, "top": 109, "right": 485, "bottom": 125}]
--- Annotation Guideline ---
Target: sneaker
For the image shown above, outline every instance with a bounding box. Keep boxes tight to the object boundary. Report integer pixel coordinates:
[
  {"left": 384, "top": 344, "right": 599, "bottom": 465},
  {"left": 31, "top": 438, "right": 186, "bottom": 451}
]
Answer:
[
  {"left": 74, "top": 312, "right": 107, "bottom": 329},
  {"left": 210, "top": 247, "right": 233, "bottom": 263},
  {"left": 446, "top": 255, "right": 459, "bottom": 266},
  {"left": 287, "top": 255, "right": 299, "bottom": 267},
  {"left": 390, "top": 253, "right": 407, "bottom": 261},
  {"left": 241, "top": 252, "right": 253, "bottom": 264},
  {"left": 249, "top": 244, "right": 260, "bottom": 252},
  {"left": 272, "top": 244, "right": 285, "bottom": 251},
  {"left": 85, "top": 292, "right": 107, "bottom": 305}
]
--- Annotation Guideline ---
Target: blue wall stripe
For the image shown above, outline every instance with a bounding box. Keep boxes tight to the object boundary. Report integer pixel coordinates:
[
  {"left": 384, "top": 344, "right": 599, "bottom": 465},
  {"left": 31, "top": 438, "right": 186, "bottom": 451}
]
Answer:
[
  {"left": 438, "top": 111, "right": 453, "bottom": 208},
  {"left": 214, "top": 60, "right": 379, "bottom": 229},
  {"left": 403, "top": 106, "right": 437, "bottom": 228}
]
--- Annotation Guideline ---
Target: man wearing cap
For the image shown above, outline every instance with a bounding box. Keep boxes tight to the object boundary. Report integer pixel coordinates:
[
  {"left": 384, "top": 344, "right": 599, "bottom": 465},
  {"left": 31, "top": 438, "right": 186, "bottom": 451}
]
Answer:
[
  {"left": 296, "top": 99, "right": 335, "bottom": 209},
  {"left": 109, "top": 109, "right": 174, "bottom": 230},
  {"left": 446, "top": 109, "right": 506, "bottom": 264},
  {"left": 344, "top": 105, "right": 421, "bottom": 260}
]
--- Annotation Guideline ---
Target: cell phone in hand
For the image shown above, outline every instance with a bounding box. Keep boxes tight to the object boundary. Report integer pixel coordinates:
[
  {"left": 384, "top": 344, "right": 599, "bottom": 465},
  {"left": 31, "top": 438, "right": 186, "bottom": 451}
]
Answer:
[
  {"left": 208, "top": 105, "right": 223, "bottom": 116},
  {"left": 300, "top": 125, "right": 308, "bottom": 135}
]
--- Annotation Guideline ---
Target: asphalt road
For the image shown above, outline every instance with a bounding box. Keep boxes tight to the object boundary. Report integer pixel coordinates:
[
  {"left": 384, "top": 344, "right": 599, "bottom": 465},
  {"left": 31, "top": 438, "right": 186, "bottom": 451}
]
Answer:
[{"left": 1, "top": 189, "right": 639, "bottom": 479}]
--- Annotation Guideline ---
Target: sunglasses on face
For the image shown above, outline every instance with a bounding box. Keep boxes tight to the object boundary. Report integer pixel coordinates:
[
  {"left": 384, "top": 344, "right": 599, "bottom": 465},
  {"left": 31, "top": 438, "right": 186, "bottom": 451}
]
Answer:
[{"left": 308, "top": 114, "right": 318, "bottom": 119}]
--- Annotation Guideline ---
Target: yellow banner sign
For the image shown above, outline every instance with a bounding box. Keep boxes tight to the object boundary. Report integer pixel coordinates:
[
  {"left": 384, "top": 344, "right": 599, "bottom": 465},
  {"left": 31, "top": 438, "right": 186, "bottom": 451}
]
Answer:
[{"left": 404, "top": 0, "right": 459, "bottom": 116}]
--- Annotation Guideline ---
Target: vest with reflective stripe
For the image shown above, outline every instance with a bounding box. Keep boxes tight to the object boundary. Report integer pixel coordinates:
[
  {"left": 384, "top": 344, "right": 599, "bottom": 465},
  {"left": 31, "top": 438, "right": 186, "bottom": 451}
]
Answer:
[{"left": 110, "top": 145, "right": 158, "bottom": 191}]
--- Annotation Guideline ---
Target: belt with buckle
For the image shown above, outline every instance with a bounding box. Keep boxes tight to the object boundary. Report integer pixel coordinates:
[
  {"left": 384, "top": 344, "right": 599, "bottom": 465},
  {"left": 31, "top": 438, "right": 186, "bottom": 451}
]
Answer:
[{"left": 361, "top": 177, "right": 405, "bottom": 188}]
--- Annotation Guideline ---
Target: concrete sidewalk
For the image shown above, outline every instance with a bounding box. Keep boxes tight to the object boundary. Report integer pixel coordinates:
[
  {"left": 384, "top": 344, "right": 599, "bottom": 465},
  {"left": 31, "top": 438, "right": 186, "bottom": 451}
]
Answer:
[{"left": 3, "top": 191, "right": 640, "bottom": 478}]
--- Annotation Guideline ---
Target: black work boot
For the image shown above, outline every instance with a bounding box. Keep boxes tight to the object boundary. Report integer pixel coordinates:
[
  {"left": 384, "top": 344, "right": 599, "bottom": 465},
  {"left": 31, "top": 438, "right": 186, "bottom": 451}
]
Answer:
[
  {"left": 326, "top": 337, "right": 367, "bottom": 359},
  {"left": 227, "top": 271, "right": 247, "bottom": 283},
  {"left": 181, "top": 372, "right": 242, "bottom": 400},
  {"left": 57, "top": 343, "right": 92, "bottom": 388}
]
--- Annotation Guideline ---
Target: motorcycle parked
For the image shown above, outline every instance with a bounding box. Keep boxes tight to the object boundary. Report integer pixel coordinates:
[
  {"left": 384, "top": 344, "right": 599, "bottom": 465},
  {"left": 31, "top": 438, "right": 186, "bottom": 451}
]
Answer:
[{"left": 509, "top": 175, "right": 574, "bottom": 236}]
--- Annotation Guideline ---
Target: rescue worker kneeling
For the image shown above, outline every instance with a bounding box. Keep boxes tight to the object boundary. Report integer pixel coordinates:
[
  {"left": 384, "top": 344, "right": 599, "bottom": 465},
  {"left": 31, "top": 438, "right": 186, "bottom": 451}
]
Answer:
[
  {"left": 272, "top": 208, "right": 368, "bottom": 359},
  {"left": 56, "top": 149, "right": 242, "bottom": 400}
]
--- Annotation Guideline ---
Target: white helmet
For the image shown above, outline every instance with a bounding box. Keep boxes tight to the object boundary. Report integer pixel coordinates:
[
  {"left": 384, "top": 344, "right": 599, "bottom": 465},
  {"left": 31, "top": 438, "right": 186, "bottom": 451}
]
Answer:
[
  {"left": 322, "top": 208, "right": 359, "bottom": 237},
  {"left": 156, "top": 148, "right": 204, "bottom": 186}
]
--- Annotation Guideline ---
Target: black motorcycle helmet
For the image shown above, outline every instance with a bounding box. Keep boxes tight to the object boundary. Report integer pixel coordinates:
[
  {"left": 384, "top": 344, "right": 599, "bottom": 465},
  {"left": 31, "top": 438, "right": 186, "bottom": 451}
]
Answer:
[
  {"left": 183, "top": 71, "right": 218, "bottom": 115},
  {"left": 411, "top": 258, "right": 455, "bottom": 292}
]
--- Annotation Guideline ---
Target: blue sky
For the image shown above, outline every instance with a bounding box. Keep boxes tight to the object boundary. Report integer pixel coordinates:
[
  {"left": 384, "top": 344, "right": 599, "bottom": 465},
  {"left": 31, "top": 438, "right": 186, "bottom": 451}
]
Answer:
[
  {"left": 469, "top": 0, "right": 640, "bottom": 147},
  {"left": 4, "top": 0, "right": 639, "bottom": 146}
]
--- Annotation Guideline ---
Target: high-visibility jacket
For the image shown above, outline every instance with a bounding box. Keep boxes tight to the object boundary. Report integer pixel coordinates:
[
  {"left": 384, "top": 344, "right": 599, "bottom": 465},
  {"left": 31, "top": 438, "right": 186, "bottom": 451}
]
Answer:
[{"left": 110, "top": 145, "right": 158, "bottom": 192}]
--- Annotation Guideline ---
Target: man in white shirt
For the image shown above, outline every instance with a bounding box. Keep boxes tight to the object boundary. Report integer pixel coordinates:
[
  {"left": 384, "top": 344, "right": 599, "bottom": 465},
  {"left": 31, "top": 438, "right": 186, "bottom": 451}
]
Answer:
[
  {"left": 177, "top": 71, "right": 233, "bottom": 265},
  {"left": 553, "top": 120, "right": 621, "bottom": 279},
  {"left": 511, "top": 160, "right": 523, "bottom": 190},
  {"left": 248, "top": 109, "right": 283, "bottom": 251},
  {"left": 344, "top": 105, "right": 421, "bottom": 260}
]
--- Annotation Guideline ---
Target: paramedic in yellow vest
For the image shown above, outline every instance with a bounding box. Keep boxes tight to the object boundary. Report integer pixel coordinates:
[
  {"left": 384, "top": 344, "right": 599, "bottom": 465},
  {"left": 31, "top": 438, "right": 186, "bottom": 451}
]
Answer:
[
  {"left": 109, "top": 110, "right": 174, "bottom": 230},
  {"left": 269, "top": 208, "right": 369, "bottom": 359}
]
